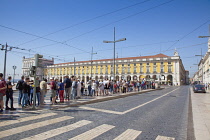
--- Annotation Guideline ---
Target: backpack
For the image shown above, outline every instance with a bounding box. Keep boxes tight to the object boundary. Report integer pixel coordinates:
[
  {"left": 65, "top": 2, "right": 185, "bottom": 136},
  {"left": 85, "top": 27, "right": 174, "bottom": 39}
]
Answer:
[
  {"left": 16, "top": 80, "right": 23, "bottom": 90},
  {"left": 73, "top": 81, "right": 77, "bottom": 88},
  {"left": 53, "top": 81, "right": 58, "bottom": 90}
]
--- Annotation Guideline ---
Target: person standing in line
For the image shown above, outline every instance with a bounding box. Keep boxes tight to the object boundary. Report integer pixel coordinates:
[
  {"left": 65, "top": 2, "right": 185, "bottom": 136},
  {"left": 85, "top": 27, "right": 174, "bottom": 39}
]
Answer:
[
  {"left": 22, "top": 78, "right": 30, "bottom": 108},
  {"left": 77, "top": 79, "right": 81, "bottom": 98},
  {"left": 81, "top": 80, "right": 85, "bottom": 96},
  {"left": 5, "top": 76, "right": 16, "bottom": 110},
  {"left": 87, "top": 79, "right": 92, "bottom": 96},
  {"left": 40, "top": 79, "right": 47, "bottom": 105},
  {"left": 91, "top": 80, "right": 96, "bottom": 96},
  {"left": 95, "top": 80, "right": 99, "bottom": 96},
  {"left": 58, "top": 79, "right": 64, "bottom": 103},
  {"left": 71, "top": 77, "right": 77, "bottom": 100},
  {"left": 50, "top": 78, "right": 56, "bottom": 105},
  {"left": 64, "top": 76, "right": 72, "bottom": 101},
  {"left": 16, "top": 76, "right": 24, "bottom": 106},
  {"left": 99, "top": 80, "right": 104, "bottom": 96},
  {"left": 0, "top": 73, "right": 6, "bottom": 112},
  {"left": 35, "top": 77, "right": 41, "bottom": 106}
]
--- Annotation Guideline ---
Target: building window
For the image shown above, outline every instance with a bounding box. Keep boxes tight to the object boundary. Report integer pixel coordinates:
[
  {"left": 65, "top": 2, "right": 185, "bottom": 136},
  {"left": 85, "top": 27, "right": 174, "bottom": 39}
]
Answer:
[
  {"left": 122, "top": 64, "right": 124, "bottom": 66},
  {"left": 161, "top": 66, "right": 164, "bottom": 73},
  {"left": 154, "top": 62, "right": 156, "bottom": 65},
  {"left": 134, "top": 63, "right": 136, "bottom": 66},
  {"left": 168, "top": 62, "right": 171, "bottom": 64},
  {"left": 153, "top": 66, "right": 156, "bottom": 73},
  {"left": 134, "top": 67, "right": 136, "bottom": 73},
  {"left": 105, "top": 66, "right": 108, "bottom": 74},
  {"left": 122, "top": 66, "right": 125, "bottom": 73},
  {"left": 96, "top": 66, "right": 98, "bottom": 73},
  {"left": 161, "top": 62, "right": 163, "bottom": 65},
  {"left": 147, "top": 67, "right": 150, "bottom": 73},
  {"left": 140, "top": 63, "right": 142, "bottom": 65},
  {"left": 140, "top": 66, "right": 143, "bottom": 73},
  {"left": 128, "top": 66, "right": 130, "bottom": 73},
  {"left": 86, "top": 67, "right": 89, "bottom": 74},
  {"left": 82, "top": 68, "right": 84, "bottom": 74},
  {"left": 128, "top": 64, "right": 130, "bottom": 66},
  {"left": 78, "top": 68, "right": 80, "bottom": 74},
  {"left": 100, "top": 66, "right": 103, "bottom": 73},
  {"left": 168, "top": 66, "right": 172, "bottom": 73},
  {"left": 147, "top": 63, "right": 149, "bottom": 65}
]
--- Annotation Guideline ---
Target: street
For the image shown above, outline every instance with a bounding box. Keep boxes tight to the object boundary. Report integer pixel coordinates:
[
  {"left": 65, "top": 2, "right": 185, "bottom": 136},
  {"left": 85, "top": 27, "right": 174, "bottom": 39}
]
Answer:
[{"left": 0, "top": 86, "right": 190, "bottom": 140}]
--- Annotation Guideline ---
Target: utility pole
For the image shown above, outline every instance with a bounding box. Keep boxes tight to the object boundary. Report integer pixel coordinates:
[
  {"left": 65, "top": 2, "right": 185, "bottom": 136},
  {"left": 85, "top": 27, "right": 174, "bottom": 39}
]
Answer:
[
  {"left": 74, "top": 57, "right": 75, "bottom": 76},
  {"left": 103, "top": 27, "right": 126, "bottom": 81},
  {"left": 1, "top": 43, "right": 12, "bottom": 79},
  {"left": 12, "top": 65, "right": 17, "bottom": 84},
  {"left": 90, "top": 47, "right": 97, "bottom": 79}
]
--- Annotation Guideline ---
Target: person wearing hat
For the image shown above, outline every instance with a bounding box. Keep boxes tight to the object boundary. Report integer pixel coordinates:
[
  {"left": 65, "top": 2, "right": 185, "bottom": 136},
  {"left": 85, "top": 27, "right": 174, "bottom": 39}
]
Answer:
[{"left": 77, "top": 79, "right": 81, "bottom": 98}]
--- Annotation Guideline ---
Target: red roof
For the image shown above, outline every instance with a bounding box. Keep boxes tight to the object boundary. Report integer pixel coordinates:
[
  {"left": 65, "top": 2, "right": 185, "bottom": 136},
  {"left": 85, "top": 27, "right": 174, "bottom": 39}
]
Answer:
[{"left": 54, "top": 53, "right": 169, "bottom": 65}]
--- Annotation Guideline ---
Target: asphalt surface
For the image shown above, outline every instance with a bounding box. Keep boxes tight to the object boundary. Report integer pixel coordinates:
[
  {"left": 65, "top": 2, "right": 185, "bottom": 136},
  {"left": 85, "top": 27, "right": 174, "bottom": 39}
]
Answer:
[{"left": 0, "top": 86, "right": 190, "bottom": 140}]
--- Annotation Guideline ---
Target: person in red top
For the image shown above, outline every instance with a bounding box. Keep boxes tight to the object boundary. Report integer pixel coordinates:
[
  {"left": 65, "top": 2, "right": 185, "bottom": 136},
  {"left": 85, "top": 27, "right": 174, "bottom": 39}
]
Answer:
[{"left": 0, "top": 73, "right": 7, "bottom": 113}]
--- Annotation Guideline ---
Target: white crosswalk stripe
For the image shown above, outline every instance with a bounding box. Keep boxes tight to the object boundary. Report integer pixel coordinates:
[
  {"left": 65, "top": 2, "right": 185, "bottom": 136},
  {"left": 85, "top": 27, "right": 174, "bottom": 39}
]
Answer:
[
  {"left": 155, "top": 135, "right": 175, "bottom": 140},
  {"left": 69, "top": 124, "right": 115, "bottom": 140},
  {"left": 0, "top": 116, "right": 73, "bottom": 139},
  {"left": 0, "top": 112, "right": 57, "bottom": 127},
  {"left": 21, "top": 120, "right": 92, "bottom": 140},
  {"left": 113, "top": 129, "right": 142, "bottom": 140}
]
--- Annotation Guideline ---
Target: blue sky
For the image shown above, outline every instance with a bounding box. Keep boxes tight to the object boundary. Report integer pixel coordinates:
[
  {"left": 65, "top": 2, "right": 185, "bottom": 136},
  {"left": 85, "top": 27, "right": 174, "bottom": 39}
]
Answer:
[{"left": 0, "top": 0, "right": 210, "bottom": 78}]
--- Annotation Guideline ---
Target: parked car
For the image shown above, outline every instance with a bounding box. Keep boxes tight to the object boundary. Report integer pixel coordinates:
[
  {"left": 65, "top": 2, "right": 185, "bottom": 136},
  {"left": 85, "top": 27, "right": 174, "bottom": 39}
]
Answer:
[{"left": 193, "top": 84, "right": 206, "bottom": 93}]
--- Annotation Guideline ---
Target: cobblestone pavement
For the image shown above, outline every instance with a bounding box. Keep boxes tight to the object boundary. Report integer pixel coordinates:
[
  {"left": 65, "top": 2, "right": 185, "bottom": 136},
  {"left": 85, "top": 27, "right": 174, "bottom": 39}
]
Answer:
[{"left": 0, "top": 86, "right": 189, "bottom": 140}]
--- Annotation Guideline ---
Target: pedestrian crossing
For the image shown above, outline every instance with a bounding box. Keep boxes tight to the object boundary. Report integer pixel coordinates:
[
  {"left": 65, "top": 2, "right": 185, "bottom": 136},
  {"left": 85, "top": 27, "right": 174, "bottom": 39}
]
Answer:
[{"left": 0, "top": 112, "right": 176, "bottom": 140}]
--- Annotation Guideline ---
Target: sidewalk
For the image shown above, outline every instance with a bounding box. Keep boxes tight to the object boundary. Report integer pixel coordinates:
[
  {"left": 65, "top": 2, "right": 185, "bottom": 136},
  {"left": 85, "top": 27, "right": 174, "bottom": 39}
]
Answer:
[{"left": 191, "top": 88, "right": 210, "bottom": 140}]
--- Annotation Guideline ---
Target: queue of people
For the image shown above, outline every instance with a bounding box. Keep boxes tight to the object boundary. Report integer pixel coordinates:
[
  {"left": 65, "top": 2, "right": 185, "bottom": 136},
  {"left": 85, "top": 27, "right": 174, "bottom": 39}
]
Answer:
[{"left": 0, "top": 73, "right": 157, "bottom": 112}]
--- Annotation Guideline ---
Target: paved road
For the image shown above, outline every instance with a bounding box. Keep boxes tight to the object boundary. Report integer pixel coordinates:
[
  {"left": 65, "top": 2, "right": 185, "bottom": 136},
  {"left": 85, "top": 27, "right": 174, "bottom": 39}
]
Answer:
[{"left": 0, "top": 86, "right": 190, "bottom": 140}]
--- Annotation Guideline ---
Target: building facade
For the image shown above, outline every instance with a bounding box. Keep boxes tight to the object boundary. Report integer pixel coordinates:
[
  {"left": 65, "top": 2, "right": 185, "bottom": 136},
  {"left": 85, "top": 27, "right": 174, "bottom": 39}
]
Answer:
[
  {"left": 44, "top": 52, "right": 187, "bottom": 86},
  {"left": 22, "top": 56, "right": 54, "bottom": 80},
  {"left": 192, "top": 39, "right": 210, "bottom": 84}
]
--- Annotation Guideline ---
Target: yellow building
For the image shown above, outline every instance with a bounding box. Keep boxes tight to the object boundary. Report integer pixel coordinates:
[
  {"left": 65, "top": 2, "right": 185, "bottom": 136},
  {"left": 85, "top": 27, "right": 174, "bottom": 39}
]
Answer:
[{"left": 44, "top": 52, "right": 187, "bottom": 85}]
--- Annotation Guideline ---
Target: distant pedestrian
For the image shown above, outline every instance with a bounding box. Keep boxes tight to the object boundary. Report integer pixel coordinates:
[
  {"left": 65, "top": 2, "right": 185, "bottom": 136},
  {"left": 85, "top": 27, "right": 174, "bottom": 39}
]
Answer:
[
  {"left": 22, "top": 78, "right": 30, "bottom": 108},
  {"left": 40, "top": 79, "right": 47, "bottom": 105},
  {"left": 87, "top": 79, "right": 92, "bottom": 96},
  {"left": 91, "top": 80, "right": 96, "bottom": 96},
  {"left": 99, "top": 80, "right": 104, "bottom": 96},
  {"left": 50, "top": 78, "right": 56, "bottom": 105},
  {"left": 58, "top": 79, "right": 64, "bottom": 103},
  {"left": 81, "top": 80, "right": 85, "bottom": 96},
  {"left": 5, "top": 76, "right": 16, "bottom": 110},
  {"left": 71, "top": 77, "right": 77, "bottom": 100},
  {"left": 16, "top": 76, "right": 24, "bottom": 106},
  {"left": 77, "top": 79, "right": 81, "bottom": 98},
  {"left": 64, "top": 76, "right": 72, "bottom": 101},
  {"left": 0, "top": 73, "right": 6, "bottom": 112}
]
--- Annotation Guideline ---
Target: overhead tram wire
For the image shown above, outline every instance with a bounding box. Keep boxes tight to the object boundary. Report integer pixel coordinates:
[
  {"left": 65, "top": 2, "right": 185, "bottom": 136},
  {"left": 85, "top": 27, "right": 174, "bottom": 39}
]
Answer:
[
  {"left": 59, "top": 40, "right": 178, "bottom": 56},
  {"left": 166, "top": 18, "right": 210, "bottom": 51},
  {"left": 15, "top": 0, "right": 152, "bottom": 47},
  {"left": 30, "top": 0, "right": 175, "bottom": 58},
  {"left": 0, "top": 0, "right": 175, "bottom": 60}
]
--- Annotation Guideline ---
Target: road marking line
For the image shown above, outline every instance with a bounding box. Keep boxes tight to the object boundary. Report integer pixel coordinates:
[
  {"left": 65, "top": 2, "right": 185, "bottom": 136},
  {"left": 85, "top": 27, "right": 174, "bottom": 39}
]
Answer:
[
  {"left": 155, "top": 135, "right": 175, "bottom": 140},
  {"left": 21, "top": 120, "right": 92, "bottom": 140},
  {"left": 113, "top": 129, "right": 142, "bottom": 140},
  {"left": 79, "top": 106, "right": 123, "bottom": 115},
  {"left": 79, "top": 88, "right": 179, "bottom": 115},
  {"left": 122, "top": 88, "right": 179, "bottom": 114},
  {"left": 0, "top": 112, "right": 57, "bottom": 127},
  {"left": 69, "top": 124, "right": 115, "bottom": 140},
  {"left": 0, "top": 116, "right": 73, "bottom": 138}
]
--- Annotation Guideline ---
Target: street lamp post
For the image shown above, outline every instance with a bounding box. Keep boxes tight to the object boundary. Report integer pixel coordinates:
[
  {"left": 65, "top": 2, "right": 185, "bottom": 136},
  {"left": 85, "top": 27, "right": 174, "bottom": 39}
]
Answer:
[
  {"left": 103, "top": 27, "right": 126, "bottom": 81},
  {"left": 0, "top": 43, "right": 12, "bottom": 79},
  {"left": 12, "top": 65, "right": 17, "bottom": 84},
  {"left": 90, "top": 47, "right": 97, "bottom": 80}
]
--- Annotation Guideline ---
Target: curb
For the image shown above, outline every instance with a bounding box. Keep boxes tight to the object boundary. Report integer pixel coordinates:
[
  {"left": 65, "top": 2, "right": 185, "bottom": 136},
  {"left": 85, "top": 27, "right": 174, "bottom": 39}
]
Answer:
[{"left": 51, "top": 88, "right": 164, "bottom": 110}]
